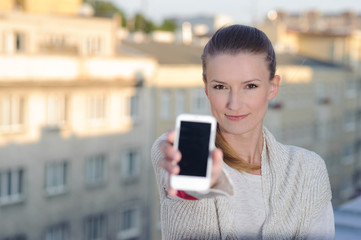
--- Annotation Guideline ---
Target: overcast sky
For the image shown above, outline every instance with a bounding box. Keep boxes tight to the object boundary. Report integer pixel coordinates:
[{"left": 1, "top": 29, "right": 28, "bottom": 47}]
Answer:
[{"left": 110, "top": 0, "right": 361, "bottom": 24}]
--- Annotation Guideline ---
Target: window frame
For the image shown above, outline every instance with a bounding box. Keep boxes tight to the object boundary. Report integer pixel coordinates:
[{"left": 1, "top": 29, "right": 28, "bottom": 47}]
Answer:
[
  {"left": 0, "top": 95, "right": 25, "bottom": 133},
  {"left": 0, "top": 168, "right": 25, "bottom": 205},
  {"left": 45, "top": 161, "right": 68, "bottom": 196},
  {"left": 117, "top": 205, "right": 141, "bottom": 240},
  {"left": 121, "top": 149, "right": 140, "bottom": 180},
  {"left": 85, "top": 153, "right": 107, "bottom": 186},
  {"left": 84, "top": 213, "right": 107, "bottom": 240}
]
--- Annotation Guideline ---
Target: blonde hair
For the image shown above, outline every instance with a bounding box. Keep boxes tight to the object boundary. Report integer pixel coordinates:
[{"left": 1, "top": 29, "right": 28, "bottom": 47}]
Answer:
[{"left": 215, "top": 126, "right": 260, "bottom": 173}]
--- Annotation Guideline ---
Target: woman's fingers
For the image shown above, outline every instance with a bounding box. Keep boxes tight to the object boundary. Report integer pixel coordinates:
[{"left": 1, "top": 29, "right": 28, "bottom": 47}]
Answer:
[
  {"left": 167, "top": 187, "right": 178, "bottom": 197},
  {"left": 167, "top": 130, "right": 176, "bottom": 144},
  {"left": 211, "top": 148, "right": 223, "bottom": 187},
  {"left": 158, "top": 130, "right": 182, "bottom": 196}
]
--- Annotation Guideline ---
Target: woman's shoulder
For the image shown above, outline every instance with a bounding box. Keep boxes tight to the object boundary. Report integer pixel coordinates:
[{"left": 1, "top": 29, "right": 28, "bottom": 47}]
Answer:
[{"left": 264, "top": 128, "right": 327, "bottom": 172}]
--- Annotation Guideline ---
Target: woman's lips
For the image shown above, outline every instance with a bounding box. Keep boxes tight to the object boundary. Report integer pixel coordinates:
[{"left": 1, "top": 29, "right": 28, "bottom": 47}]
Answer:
[{"left": 225, "top": 113, "right": 250, "bottom": 121}]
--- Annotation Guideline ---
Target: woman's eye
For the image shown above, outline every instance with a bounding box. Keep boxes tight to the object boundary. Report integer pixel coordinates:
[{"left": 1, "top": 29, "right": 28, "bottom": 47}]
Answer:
[
  {"left": 246, "top": 84, "right": 258, "bottom": 89},
  {"left": 214, "top": 84, "right": 226, "bottom": 90}
]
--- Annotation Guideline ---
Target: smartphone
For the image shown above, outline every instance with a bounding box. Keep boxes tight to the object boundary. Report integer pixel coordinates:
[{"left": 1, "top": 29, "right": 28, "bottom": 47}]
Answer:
[{"left": 170, "top": 114, "right": 217, "bottom": 192}]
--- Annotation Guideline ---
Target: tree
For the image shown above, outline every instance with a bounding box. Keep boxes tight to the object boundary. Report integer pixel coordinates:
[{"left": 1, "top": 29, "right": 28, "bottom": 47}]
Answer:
[
  {"left": 85, "top": 0, "right": 127, "bottom": 27},
  {"left": 130, "top": 12, "right": 156, "bottom": 33},
  {"left": 158, "top": 19, "right": 177, "bottom": 32}
]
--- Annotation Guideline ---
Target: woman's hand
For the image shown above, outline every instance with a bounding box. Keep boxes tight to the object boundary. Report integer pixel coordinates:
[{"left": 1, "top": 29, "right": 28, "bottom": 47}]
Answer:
[{"left": 158, "top": 130, "right": 224, "bottom": 197}]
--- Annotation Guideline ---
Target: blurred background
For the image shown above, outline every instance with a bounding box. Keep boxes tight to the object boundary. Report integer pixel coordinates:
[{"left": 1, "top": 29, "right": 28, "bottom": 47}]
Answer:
[{"left": 0, "top": 0, "right": 360, "bottom": 239}]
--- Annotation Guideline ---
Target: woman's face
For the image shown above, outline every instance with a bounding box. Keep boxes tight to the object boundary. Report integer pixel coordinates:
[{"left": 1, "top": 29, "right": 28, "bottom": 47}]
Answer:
[{"left": 205, "top": 52, "right": 280, "bottom": 136}]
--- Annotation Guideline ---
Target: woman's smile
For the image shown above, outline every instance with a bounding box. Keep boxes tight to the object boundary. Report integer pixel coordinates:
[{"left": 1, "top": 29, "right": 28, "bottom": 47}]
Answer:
[{"left": 225, "top": 113, "right": 250, "bottom": 121}]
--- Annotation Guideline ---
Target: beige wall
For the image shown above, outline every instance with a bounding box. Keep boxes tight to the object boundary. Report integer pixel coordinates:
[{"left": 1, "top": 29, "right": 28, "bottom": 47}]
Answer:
[
  {"left": 0, "top": 12, "right": 120, "bottom": 56},
  {"left": 0, "top": 10, "right": 158, "bottom": 240},
  {"left": 0, "top": 0, "right": 13, "bottom": 11},
  {"left": 0, "top": 0, "right": 81, "bottom": 15}
]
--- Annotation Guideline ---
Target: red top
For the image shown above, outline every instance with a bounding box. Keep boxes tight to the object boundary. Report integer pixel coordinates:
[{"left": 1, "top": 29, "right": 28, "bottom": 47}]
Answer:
[{"left": 176, "top": 190, "right": 199, "bottom": 200}]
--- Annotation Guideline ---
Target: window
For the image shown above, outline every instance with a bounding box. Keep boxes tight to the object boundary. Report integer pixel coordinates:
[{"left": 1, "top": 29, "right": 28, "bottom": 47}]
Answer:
[
  {"left": 44, "top": 222, "right": 69, "bottom": 240},
  {"left": 87, "top": 95, "right": 106, "bottom": 126},
  {"left": 85, "top": 36, "right": 101, "bottom": 56},
  {"left": 160, "top": 90, "right": 171, "bottom": 120},
  {"left": 122, "top": 150, "right": 140, "bottom": 179},
  {"left": 346, "top": 79, "right": 357, "bottom": 98},
  {"left": 192, "top": 88, "right": 208, "bottom": 114},
  {"left": 316, "top": 83, "right": 325, "bottom": 103},
  {"left": 15, "top": 33, "right": 26, "bottom": 52},
  {"left": 84, "top": 214, "right": 107, "bottom": 240},
  {"left": 0, "top": 95, "right": 24, "bottom": 132},
  {"left": 45, "top": 161, "right": 68, "bottom": 196},
  {"left": 47, "top": 95, "right": 68, "bottom": 127},
  {"left": 342, "top": 144, "right": 355, "bottom": 165},
  {"left": 86, "top": 154, "right": 107, "bottom": 185},
  {"left": 118, "top": 207, "right": 140, "bottom": 240},
  {"left": 129, "top": 94, "right": 139, "bottom": 120},
  {"left": 4, "top": 32, "right": 26, "bottom": 53},
  {"left": 175, "top": 90, "right": 185, "bottom": 116},
  {"left": 344, "top": 111, "right": 356, "bottom": 132},
  {"left": 0, "top": 168, "right": 24, "bottom": 205}
]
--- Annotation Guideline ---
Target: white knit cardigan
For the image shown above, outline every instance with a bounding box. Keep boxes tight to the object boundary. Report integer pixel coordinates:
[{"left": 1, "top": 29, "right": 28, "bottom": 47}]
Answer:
[{"left": 151, "top": 128, "right": 332, "bottom": 240}]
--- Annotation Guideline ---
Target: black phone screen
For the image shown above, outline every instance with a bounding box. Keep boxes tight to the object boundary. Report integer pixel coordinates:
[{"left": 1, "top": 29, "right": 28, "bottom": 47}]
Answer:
[{"left": 178, "top": 121, "right": 211, "bottom": 177}]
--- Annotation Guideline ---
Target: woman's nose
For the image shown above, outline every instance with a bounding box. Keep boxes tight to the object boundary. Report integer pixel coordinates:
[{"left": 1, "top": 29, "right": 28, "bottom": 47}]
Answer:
[{"left": 226, "top": 90, "right": 243, "bottom": 110}]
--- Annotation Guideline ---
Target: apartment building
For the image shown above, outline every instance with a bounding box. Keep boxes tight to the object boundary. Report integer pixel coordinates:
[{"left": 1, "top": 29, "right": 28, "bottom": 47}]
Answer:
[
  {"left": 259, "top": 15, "right": 361, "bottom": 206},
  {"left": 121, "top": 41, "right": 211, "bottom": 240},
  {"left": 0, "top": 11, "right": 157, "bottom": 240},
  {"left": 265, "top": 54, "right": 361, "bottom": 206},
  {"left": 260, "top": 11, "right": 361, "bottom": 74},
  {"left": 266, "top": 10, "right": 361, "bottom": 33}
]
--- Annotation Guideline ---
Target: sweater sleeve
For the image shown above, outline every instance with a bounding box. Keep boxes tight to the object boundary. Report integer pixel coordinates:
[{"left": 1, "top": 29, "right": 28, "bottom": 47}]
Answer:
[
  {"left": 306, "top": 202, "right": 335, "bottom": 240},
  {"left": 151, "top": 133, "right": 170, "bottom": 200}
]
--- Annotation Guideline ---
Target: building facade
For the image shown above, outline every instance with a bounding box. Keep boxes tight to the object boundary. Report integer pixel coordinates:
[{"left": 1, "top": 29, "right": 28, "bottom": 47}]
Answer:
[
  {"left": 0, "top": 11, "right": 157, "bottom": 240},
  {"left": 121, "top": 41, "right": 211, "bottom": 240}
]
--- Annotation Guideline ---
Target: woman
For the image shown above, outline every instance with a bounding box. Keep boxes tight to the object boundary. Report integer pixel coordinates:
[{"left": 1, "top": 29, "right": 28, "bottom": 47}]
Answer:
[{"left": 151, "top": 24, "right": 334, "bottom": 240}]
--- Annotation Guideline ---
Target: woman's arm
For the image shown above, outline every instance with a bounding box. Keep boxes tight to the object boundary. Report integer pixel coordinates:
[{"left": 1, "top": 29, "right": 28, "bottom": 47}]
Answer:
[{"left": 306, "top": 201, "right": 335, "bottom": 240}]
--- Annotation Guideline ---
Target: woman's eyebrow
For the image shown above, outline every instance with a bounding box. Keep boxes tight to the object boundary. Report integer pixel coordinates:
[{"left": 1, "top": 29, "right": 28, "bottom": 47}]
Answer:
[
  {"left": 242, "top": 79, "right": 261, "bottom": 84},
  {"left": 210, "top": 80, "right": 227, "bottom": 84},
  {"left": 210, "top": 79, "right": 262, "bottom": 84}
]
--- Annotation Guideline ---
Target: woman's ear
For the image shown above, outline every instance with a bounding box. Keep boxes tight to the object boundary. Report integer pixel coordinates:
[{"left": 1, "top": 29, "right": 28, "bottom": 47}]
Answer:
[{"left": 268, "top": 75, "right": 280, "bottom": 100}]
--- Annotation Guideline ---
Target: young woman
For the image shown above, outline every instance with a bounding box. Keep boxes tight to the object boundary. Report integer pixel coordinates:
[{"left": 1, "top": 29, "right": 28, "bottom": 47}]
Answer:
[{"left": 151, "top": 24, "right": 334, "bottom": 240}]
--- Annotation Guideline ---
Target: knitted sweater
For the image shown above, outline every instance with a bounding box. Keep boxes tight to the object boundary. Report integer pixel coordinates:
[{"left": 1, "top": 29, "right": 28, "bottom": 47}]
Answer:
[{"left": 151, "top": 127, "right": 332, "bottom": 240}]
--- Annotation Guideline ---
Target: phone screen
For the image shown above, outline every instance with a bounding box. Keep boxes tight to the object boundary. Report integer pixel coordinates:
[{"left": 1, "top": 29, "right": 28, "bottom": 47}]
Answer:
[{"left": 178, "top": 121, "right": 211, "bottom": 177}]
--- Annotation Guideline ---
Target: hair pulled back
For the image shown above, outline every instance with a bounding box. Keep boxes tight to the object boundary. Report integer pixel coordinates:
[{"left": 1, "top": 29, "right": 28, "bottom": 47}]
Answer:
[{"left": 202, "top": 25, "right": 276, "bottom": 172}]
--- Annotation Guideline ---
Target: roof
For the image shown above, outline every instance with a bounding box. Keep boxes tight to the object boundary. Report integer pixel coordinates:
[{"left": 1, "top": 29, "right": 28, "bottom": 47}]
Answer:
[
  {"left": 121, "top": 41, "right": 344, "bottom": 69},
  {"left": 277, "top": 53, "right": 344, "bottom": 68},
  {"left": 120, "top": 41, "right": 204, "bottom": 65}
]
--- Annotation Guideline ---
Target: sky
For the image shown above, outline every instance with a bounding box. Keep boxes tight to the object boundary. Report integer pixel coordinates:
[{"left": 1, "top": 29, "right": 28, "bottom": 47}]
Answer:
[{"left": 110, "top": 0, "right": 361, "bottom": 24}]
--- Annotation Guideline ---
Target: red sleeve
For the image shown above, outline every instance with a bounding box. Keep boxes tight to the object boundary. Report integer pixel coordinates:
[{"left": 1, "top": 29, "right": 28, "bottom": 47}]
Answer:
[{"left": 176, "top": 190, "right": 199, "bottom": 200}]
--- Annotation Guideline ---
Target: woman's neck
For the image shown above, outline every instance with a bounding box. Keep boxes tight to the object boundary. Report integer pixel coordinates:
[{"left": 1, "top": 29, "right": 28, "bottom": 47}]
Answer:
[{"left": 221, "top": 126, "right": 264, "bottom": 169}]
